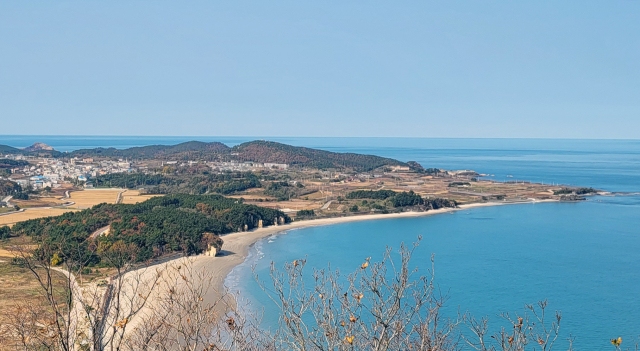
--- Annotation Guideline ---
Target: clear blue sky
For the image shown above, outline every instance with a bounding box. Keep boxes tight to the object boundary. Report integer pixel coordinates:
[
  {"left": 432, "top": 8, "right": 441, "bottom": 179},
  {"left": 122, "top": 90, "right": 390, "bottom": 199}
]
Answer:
[{"left": 1, "top": 1, "right": 638, "bottom": 138}]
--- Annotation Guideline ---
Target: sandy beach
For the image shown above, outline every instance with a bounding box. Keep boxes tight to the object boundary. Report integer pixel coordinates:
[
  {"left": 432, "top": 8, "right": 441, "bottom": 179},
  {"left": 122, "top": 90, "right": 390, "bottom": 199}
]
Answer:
[
  {"left": 206, "top": 200, "right": 555, "bottom": 299},
  {"left": 121, "top": 199, "right": 557, "bottom": 335},
  {"left": 119, "top": 200, "right": 557, "bottom": 340}
]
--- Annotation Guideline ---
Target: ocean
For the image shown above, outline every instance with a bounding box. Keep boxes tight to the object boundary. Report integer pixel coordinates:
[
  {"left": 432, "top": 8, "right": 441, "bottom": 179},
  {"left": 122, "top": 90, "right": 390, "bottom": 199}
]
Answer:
[{"left": 2, "top": 136, "right": 639, "bottom": 348}]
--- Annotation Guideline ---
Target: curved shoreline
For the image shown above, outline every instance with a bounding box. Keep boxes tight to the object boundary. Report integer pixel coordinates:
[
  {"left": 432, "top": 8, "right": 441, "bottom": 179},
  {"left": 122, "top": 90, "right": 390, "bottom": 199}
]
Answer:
[
  {"left": 205, "top": 200, "right": 557, "bottom": 308},
  {"left": 123, "top": 199, "right": 557, "bottom": 333}
]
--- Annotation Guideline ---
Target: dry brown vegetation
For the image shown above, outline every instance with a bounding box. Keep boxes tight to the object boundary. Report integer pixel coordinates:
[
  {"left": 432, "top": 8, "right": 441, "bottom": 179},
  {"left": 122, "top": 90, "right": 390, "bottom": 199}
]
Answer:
[
  {"left": 119, "top": 190, "right": 159, "bottom": 204},
  {"left": 11, "top": 197, "right": 67, "bottom": 208},
  {"left": 225, "top": 171, "right": 572, "bottom": 218},
  {"left": 0, "top": 189, "right": 132, "bottom": 227},
  {"left": 0, "top": 242, "right": 70, "bottom": 350},
  {"left": 69, "top": 189, "right": 122, "bottom": 209},
  {"left": 0, "top": 208, "right": 78, "bottom": 227}
]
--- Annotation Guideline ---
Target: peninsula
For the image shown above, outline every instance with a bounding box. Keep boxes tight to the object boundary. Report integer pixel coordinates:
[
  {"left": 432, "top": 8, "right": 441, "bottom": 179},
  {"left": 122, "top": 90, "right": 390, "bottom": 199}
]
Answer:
[{"left": 0, "top": 140, "right": 604, "bottom": 348}]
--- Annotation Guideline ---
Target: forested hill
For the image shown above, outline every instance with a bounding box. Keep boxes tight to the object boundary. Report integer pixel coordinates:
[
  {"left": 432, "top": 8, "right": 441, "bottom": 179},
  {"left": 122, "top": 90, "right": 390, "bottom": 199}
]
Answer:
[
  {"left": 0, "top": 145, "right": 23, "bottom": 154},
  {"left": 231, "top": 141, "right": 407, "bottom": 171},
  {"left": 70, "top": 141, "right": 230, "bottom": 159},
  {"left": 0, "top": 144, "right": 63, "bottom": 157},
  {"left": 2, "top": 140, "right": 410, "bottom": 171},
  {"left": 11, "top": 194, "right": 290, "bottom": 264}
]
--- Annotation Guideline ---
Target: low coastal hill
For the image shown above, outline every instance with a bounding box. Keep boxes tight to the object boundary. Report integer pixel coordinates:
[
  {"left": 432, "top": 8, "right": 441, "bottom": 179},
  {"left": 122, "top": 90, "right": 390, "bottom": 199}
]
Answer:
[
  {"left": 231, "top": 140, "right": 407, "bottom": 171},
  {"left": 70, "top": 141, "right": 230, "bottom": 159},
  {"left": 10, "top": 194, "right": 289, "bottom": 264},
  {"left": 0, "top": 145, "right": 23, "bottom": 154},
  {"left": 0, "top": 140, "right": 410, "bottom": 171},
  {"left": 0, "top": 143, "right": 62, "bottom": 157}
]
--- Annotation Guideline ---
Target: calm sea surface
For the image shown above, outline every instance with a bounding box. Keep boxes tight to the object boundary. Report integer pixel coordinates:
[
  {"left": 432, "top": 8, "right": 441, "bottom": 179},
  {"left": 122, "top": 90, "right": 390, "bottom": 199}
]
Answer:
[{"left": 2, "top": 136, "right": 640, "bottom": 348}]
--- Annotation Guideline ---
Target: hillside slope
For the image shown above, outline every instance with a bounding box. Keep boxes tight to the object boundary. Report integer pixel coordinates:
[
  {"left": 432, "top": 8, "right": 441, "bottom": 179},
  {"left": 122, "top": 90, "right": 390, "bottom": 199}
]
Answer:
[
  {"left": 0, "top": 145, "right": 25, "bottom": 155},
  {"left": 70, "top": 141, "right": 230, "bottom": 159},
  {"left": 2, "top": 140, "right": 409, "bottom": 171},
  {"left": 231, "top": 140, "right": 406, "bottom": 171}
]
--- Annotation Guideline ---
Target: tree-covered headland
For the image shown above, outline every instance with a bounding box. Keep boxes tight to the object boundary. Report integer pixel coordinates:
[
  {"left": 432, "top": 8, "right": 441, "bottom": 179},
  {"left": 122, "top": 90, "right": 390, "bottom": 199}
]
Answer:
[{"left": 11, "top": 194, "right": 289, "bottom": 266}]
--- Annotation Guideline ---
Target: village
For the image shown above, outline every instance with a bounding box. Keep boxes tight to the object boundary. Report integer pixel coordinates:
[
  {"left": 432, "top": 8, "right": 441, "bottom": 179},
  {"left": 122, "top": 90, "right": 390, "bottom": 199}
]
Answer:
[{"left": 0, "top": 145, "right": 600, "bottom": 230}]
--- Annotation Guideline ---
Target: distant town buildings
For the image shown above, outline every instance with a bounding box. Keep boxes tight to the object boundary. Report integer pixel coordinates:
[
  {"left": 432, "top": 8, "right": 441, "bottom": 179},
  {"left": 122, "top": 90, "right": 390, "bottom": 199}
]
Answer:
[
  {"left": 0, "top": 152, "right": 291, "bottom": 190},
  {"left": 0, "top": 153, "right": 134, "bottom": 190}
]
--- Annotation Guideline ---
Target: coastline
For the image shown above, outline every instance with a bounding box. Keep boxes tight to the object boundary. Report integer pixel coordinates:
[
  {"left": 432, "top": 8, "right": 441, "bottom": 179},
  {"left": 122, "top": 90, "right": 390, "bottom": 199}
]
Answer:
[
  {"left": 122, "top": 199, "right": 557, "bottom": 334},
  {"left": 215, "top": 200, "right": 556, "bottom": 298},
  {"left": 191, "top": 202, "right": 553, "bottom": 302}
]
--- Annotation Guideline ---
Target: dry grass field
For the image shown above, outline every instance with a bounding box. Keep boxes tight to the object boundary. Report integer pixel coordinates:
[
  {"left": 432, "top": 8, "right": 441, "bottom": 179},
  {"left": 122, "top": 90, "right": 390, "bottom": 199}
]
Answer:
[
  {"left": 0, "top": 249, "right": 69, "bottom": 349},
  {"left": 11, "top": 196, "right": 67, "bottom": 208},
  {"left": 0, "top": 189, "right": 153, "bottom": 228},
  {"left": 0, "top": 208, "right": 79, "bottom": 227},
  {"left": 119, "top": 190, "right": 160, "bottom": 204},
  {"left": 69, "top": 189, "right": 122, "bottom": 208},
  {"left": 302, "top": 191, "right": 328, "bottom": 200}
]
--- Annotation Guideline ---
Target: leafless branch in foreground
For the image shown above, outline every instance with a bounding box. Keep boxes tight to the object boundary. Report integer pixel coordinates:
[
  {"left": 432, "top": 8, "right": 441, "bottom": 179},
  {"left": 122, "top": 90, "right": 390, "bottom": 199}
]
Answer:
[
  {"left": 463, "top": 300, "right": 570, "bottom": 351},
  {"left": 254, "top": 236, "right": 462, "bottom": 351}
]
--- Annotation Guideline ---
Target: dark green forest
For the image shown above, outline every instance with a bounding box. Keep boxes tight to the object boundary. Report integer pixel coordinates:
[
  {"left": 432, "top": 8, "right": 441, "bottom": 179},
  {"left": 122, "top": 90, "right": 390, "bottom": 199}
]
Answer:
[
  {"left": 232, "top": 141, "right": 406, "bottom": 171},
  {"left": 346, "top": 189, "right": 457, "bottom": 210},
  {"left": 94, "top": 172, "right": 261, "bottom": 195},
  {"left": 28, "top": 140, "right": 414, "bottom": 171},
  {"left": 553, "top": 187, "right": 597, "bottom": 195},
  {"left": 71, "top": 141, "right": 230, "bottom": 160},
  {"left": 0, "top": 226, "right": 10, "bottom": 239},
  {"left": 11, "top": 194, "right": 289, "bottom": 266},
  {"left": 0, "top": 145, "right": 63, "bottom": 158}
]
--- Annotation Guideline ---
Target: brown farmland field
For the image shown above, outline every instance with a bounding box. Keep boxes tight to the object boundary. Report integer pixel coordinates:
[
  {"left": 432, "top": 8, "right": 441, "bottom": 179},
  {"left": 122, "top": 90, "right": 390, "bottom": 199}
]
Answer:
[
  {"left": 0, "top": 208, "right": 79, "bottom": 227},
  {"left": 11, "top": 196, "right": 67, "bottom": 208},
  {"left": 119, "top": 190, "right": 159, "bottom": 204},
  {"left": 69, "top": 189, "right": 122, "bottom": 209}
]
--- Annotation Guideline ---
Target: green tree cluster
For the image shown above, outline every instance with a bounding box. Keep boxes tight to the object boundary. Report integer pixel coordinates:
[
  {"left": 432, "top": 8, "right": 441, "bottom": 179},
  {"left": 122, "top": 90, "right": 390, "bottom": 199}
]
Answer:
[
  {"left": 0, "top": 179, "right": 22, "bottom": 197},
  {"left": 346, "top": 189, "right": 456, "bottom": 210},
  {"left": 264, "top": 181, "right": 312, "bottom": 201},
  {"left": 0, "top": 226, "right": 11, "bottom": 239},
  {"left": 391, "top": 191, "right": 424, "bottom": 207},
  {"left": 346, "top": 190, "right": 397, "bottom": 200},
  {"left": 94, "top": 171, "right": 261, "bottom": 196},
  {"left": 11, "top": 194, "right": 289, "bottom": 266},
  {"left": 296, "top": 209, "right": 315, "bottom": 217},
  {"left": 553, "top": 187, "right": 597, "bottom": 195},
  {"left": 232, "top": 140, "right": 407, "bottom": 171}
]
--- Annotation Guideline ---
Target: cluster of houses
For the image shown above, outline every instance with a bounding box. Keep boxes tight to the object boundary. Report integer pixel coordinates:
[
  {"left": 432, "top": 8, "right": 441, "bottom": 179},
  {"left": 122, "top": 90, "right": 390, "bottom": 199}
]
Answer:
[
  {"left": 205, "top": 161, "right": 289, "bottom": 172},
  {"left": 1, "top": 154, "right": 133, "bottom": 190}
]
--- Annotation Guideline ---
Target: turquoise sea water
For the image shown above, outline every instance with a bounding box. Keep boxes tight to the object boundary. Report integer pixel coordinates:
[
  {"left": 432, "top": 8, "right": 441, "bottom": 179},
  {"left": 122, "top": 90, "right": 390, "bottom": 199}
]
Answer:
[
  {"left": 229, "top": 197, "right": 640, "bottom": 350},
  {"left": 3, "top": 136, "right": 640, "bottom": 348}
]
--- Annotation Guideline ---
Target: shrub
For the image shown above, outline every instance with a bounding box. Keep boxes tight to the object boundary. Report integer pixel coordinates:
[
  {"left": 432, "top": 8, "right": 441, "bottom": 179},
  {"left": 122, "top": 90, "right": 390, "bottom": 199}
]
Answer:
[
  {"left": 296, "top": 209, "right": 315, "bottom": 217},
  {"left": 13, "top": 192, "right": 29, "bottom": 200},
  {"left": 51, "top": 253, "right": 63, "bottom": 266},
  {"left": 0, "top": 226, "right": 10, "bottom": 239}
]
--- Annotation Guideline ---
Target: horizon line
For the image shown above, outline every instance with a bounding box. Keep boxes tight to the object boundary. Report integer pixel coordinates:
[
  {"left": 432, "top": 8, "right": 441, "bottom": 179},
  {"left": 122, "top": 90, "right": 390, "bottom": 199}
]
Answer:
[{"left": 1, "top": 135, "right": 639, "bottom": 141}]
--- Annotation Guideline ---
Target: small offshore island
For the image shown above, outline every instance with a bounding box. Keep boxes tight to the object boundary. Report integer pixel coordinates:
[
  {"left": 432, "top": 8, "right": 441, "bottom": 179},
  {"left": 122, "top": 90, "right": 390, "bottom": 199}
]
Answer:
[{"left": 0, "top": 140, "right": 607, "bottom": 347}]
